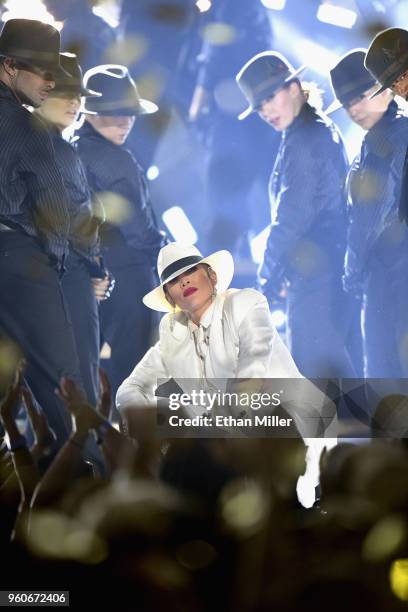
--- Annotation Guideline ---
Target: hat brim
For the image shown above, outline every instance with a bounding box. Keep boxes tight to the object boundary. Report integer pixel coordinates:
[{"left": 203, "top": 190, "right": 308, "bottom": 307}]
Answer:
[
  {"left": 53, "top": 84, "right": 102, "bottom": 97},
  {"left": 81, "top": 97, "right": 159, "bottom": 116},
  {"left": 81, "top": 87, "right": 102, "bottom": 98},
  {"left": 369, "top": 81, "right": 391, "bottom": 99},
  {"left": 140, "top": 98, "right": 158, "bottom": 114},
  {"left": 238, "top": 64, "right": 307, "bottom": 120},
  {"left": 1, "top": 51, "right": 72, "bottom": 78},
  {"left": 143, "top": 250, "right": 235, "bottom": 312}
]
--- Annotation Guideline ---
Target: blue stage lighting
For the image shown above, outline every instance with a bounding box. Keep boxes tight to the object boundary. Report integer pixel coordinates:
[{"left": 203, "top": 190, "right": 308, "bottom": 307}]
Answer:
[
  {"left": 261, "top": 0, "right": 287, "bottom": 10},
  {"left": 317, "top": 3, "right": 358, "bottom": 28},
  {"left": 147, "top": 166, "right": 160, "bottom": 181},
  {"left": 294, "top": 39, "right": 339, "bottom": 75},
  {"left": 195, "top": 0, "right": 212, "bottom": 12},
  {"left": 270, "top": 308, "right": 287, "bottom": 330}
]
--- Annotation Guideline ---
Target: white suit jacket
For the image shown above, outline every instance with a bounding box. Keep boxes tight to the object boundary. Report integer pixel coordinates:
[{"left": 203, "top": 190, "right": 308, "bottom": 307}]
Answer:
[
  {"left": 116, "top": 288, "right": 303, "bottom": 410},
  {"left": 116, "top": 288, "right": 337, "bottom": 504}
]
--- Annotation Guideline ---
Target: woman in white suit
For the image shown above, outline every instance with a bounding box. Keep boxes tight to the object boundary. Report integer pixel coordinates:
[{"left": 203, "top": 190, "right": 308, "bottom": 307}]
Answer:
[
  {"left": 116, "top": 243, "right": 336, "bottom": 504},
  {"left": 117, "top": 242, "right": 300, "bottom": 420},
  {"left": 117, "top": 242, "right": 334, "bottom": 433}
]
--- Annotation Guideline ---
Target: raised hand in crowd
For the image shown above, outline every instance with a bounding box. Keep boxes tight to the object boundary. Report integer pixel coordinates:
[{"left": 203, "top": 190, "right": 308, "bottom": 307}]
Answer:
[
  {"left": 96, "top": 368, "right": 112, "bottom": 420},
  {"left": 95, "top": 369, "right": 138, "bottom": 476},
  {"left": 31, "top": 373, "right": 137, "bottom": 509},
  {"left": 31, "top": 376, "right": 104, "bottom": 509},
  {"left": 0, "top": 362, "right": 40, "bottom": 540},
  {"left": 22, "top": 387, "right": 56, "bottom": 464}
]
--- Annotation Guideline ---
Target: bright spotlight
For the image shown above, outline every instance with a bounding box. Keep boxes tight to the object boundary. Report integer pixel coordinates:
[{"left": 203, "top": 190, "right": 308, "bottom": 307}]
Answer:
[
  {"left": 196, "top": 0, "right": 212, "bottom": 12},
  {"left": 93, "top": 2, "right": 120, "bottom": 28},
  {"left": 146, "top": 166, "right": 160, "bottom": 181},
  {"left": 250, "top": 226, "right": 270, "bottom": 265},
  {"left": 261, "top": 0, "right": 287, "bottom": 9},
  {"left": 293, "top": 39, "right": 339, "bottom": 75},
  {"left": 270, "top": 309, "right": 286, "bottom": 330},
  {"left": 3, "top": 0, "right": 55, "bottom": 24},
  {"left": 317, "top": 3, "right": 358, "bottom": 29},
  {"left": 162, "top": 206, "right": 198, "bottom": 245}
]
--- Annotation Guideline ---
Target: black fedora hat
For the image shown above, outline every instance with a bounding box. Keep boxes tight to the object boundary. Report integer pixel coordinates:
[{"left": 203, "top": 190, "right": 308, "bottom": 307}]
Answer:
[
  {"left": 327, "top": 49, "right": 377, "bottom": 114},
  {"left": 82, "top": 64, "right": 158, "bottom": 116},
  {"left": 0, "top": 18, "right": 69, "bottom": 77},
  {"left": 236, "top": 51, "right": 306, "bottom": 120},
  {"left": 53, "top": 53, "right": 101, "bottom": 97},
  {"left": 365, "top": 28, "right": 408, "bottom": 98}
]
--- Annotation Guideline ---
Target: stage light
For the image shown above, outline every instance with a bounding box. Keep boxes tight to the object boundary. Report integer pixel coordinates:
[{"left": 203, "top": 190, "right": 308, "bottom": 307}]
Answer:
[
  {"left": 390, "top": 559, "right": 408, "bottom": 602},
  {"left": 293, "top": 39, "right": 339, "bottom": 75},
  {"left": 3, "top": 0, "right": 55, "bottom": 24},
  {"left": 146, "top": 165, "right": 160, "bottom": 181},
  {"left": 317, "top": 3, "right": 358, "bottom": 28},
  {"left": 196, "top": 0, "right": 212, "bottom": 12},
  {"left": 162, "top": 206, "right": 198, "bottom": 244},
  {"left": 93, "top": 1, "right": 120, "bottom": 28},
  {"left": 270, "top": 309, "right": 286, "bottom": 330},
  {"left": 250, "top": 226, "right": 270, "bottom": 265},
  {"left": 260, "top": 0, "right": 287, "bottom": 10}
]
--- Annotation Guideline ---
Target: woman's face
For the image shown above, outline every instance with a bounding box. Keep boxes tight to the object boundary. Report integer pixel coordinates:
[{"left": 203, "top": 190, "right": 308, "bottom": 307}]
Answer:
[
  {"left": 344, "top": 86, "right": 391, "bottom": 130},
  {"left": 88, "top": 114, "right": 136, "bottom": 145},
  {"left": 164, "top": 264, "right": 217, "bottom": 322},
  {"left": 257, "top": 83, "right": 299, "bottom": 132},
  {"left": 38, "top": 91, "right": 81, "bottom": 130}
]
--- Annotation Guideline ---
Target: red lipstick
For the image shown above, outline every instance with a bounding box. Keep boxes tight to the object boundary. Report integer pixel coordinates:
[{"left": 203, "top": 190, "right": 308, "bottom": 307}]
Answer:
[{"left": 183, "top": 287, "right": 197, "bottom": 297}]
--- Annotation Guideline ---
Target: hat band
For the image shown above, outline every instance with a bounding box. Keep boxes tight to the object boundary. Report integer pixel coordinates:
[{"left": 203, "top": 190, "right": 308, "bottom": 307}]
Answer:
[
  {"left": 251, "top": 72, "right": 291, "bottom": 97},
  {"left": 335, "top": 75, "right": 377, "bottom": 103},
  {"left": 1, "top": 46, "right": 59, "bottom": 64},
  {"left": 375, "top": 49, "right": 408, "bottom": 84},
  {"left": 160, "top": 255, "right": 203, "bottom": 283},
  {"left": 88, "top": 97, "right": 141, "bottom": 111},
  {"left": 244, "top": 74, "right": 296, "bottom": 110}
]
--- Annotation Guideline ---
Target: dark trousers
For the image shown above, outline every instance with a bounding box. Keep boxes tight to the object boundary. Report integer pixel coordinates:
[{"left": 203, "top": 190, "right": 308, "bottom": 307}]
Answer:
[
  {"left": 287, "top": 273, "right": 357, "bottom": 378},
  {"left": 61, "top": 252, "right": 100, "bottom": 405},
  {"left": 100, "top": 257, "right": 158, "bottom": 397},
  {"left": 363, "top": 250, "right": 408, "bottom": 377},
  {"left": 0, "top": 232, "right": 82, "bottom": 444}
]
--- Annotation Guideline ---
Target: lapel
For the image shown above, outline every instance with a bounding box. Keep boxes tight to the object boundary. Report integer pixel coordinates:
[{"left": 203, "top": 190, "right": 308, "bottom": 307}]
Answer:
[{"left": 159, "top": 291, "right": 238, "bottom": 381}]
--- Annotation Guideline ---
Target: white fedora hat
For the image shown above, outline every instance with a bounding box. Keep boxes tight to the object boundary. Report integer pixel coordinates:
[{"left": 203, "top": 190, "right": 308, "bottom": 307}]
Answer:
[{"left": 143, "top": 243, "right": 234, "bottom": 312}]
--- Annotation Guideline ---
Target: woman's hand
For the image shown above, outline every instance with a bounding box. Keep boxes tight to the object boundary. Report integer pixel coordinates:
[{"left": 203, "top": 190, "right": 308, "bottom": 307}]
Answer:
[{"left": 92, "top": 272, "right": 115, "bottom": 301}]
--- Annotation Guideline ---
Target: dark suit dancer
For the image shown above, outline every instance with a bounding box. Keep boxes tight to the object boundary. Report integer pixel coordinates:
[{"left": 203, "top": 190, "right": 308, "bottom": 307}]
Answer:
[
  {"left": 365, "top": 28, "right": 408, "bottom": 227},
  {"left": 236, "top": 51, "right": 355, "bottom": 377},
  {"left": 0, "top": 20, "right": 83, "bottom": 443},
  {"left": 76, "top": 65, "right": 166, "bottom": 396},
  {"left": 34, "top": 53, "right": 109, "bottom": 404},
  {"left": 330, "top": 50, "right": 408, "bottom": 377}
]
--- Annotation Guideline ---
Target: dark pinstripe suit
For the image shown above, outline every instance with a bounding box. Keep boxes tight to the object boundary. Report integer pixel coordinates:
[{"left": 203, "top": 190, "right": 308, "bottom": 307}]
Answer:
[
  {"left": 76, "top": 120, "right": 165, "bottom": 396},
  {"left": 0, "top": 81, "right": 83, "bottom": 443}
]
